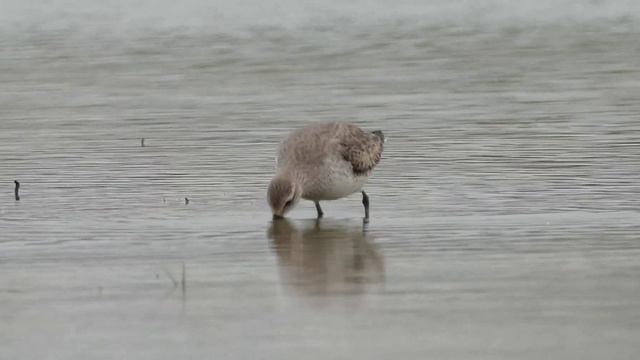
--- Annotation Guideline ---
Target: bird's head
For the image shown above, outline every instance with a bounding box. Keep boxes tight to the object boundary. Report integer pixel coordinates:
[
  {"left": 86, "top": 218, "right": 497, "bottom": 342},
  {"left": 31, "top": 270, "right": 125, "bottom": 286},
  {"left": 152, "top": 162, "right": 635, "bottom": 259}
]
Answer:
[{"left": 268, "top": 174, "right": 301, "bottom": 219}]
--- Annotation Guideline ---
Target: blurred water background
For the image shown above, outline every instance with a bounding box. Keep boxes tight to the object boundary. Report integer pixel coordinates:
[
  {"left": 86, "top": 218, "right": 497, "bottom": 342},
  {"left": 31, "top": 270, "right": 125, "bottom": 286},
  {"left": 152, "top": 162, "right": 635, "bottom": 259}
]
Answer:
[{"left": 1, "top": 0, "right": 640, "bottom": 359}]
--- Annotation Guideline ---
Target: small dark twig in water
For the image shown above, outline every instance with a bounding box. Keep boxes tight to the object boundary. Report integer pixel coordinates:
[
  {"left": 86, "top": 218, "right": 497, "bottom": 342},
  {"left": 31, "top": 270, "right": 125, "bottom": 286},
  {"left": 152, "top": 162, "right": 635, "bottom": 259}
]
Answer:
[
  {"left": 141, "top": 138, "right": 145, "bottom": 147},
  {"left": 14, "top": 180, "right": 20, "bottom": 201},
  {"left": 185, "top": 197, "right": 189, "bottom": 205}
]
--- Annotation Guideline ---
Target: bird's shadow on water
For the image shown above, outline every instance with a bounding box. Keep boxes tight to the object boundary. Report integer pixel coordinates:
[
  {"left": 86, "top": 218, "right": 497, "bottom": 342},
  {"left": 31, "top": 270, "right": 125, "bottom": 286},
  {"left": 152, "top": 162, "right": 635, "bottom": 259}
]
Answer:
[{"left": 267, "top": 218, "right": 385, "bottom": 297}]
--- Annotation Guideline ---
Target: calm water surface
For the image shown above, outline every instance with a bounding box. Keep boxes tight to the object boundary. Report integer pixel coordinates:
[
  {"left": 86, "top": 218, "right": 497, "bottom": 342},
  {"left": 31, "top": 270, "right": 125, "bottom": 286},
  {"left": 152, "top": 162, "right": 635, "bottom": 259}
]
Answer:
[{"left": 1, "top": 1, "right": 640, "bottom": 359}]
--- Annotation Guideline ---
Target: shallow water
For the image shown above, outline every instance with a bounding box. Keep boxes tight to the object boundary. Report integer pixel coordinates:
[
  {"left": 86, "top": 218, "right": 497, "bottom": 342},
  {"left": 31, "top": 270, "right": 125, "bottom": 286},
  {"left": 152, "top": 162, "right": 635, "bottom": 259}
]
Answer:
[{"left": 2, "top": 1, "right": 640, "bottom": 359}]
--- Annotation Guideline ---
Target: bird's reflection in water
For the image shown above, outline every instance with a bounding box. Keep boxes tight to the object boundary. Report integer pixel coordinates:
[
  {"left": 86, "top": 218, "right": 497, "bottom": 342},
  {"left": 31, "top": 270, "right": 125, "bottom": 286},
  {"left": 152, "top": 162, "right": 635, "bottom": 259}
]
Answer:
[{"left": 268, "top": 218, "right": 384, "bottom": 296}]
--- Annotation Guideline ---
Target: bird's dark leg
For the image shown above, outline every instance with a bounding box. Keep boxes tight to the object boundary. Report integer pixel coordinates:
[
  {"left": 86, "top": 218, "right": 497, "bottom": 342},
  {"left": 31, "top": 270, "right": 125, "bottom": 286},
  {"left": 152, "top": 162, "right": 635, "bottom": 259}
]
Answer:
[
  {"left": 314, "top": 201, "right": 324, "bottom": 218},
  {"left": 362, "top": 190, "right": 370, "bottom": 221}
]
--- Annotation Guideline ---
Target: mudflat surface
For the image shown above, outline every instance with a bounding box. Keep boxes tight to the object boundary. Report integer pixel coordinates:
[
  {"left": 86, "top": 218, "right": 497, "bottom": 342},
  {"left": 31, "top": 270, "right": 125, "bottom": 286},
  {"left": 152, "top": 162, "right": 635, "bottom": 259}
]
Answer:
[{"left": 2, "top": 1, "right": 640, "bottom": 358}]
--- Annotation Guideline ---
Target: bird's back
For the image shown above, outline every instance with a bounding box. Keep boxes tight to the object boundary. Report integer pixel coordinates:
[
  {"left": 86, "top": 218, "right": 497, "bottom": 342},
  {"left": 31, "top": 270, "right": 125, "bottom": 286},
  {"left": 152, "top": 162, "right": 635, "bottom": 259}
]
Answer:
[{"left": 277, "top": 122, "right": 339, "bottom": 170}]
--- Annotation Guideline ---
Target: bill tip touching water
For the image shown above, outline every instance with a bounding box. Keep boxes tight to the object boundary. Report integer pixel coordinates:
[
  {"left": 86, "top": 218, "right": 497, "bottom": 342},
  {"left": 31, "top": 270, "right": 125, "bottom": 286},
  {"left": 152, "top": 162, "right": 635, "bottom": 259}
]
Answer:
[{"left": 268, "top": 122, "right": 384, "bottom": 221}]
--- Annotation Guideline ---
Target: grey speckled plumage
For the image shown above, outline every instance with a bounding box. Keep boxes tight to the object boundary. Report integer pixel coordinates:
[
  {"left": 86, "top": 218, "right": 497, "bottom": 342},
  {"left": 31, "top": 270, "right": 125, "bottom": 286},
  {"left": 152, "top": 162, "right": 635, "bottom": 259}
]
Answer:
[{"left": 268, "top": 122, "right": 384, "bottom": 220}]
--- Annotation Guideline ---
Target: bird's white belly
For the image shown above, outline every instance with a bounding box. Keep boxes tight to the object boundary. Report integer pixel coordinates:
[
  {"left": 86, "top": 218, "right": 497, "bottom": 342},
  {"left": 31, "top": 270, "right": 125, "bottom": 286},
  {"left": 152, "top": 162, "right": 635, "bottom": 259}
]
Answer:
[{"left": 304, "top": 172, "right": 368, "bottom": 201}]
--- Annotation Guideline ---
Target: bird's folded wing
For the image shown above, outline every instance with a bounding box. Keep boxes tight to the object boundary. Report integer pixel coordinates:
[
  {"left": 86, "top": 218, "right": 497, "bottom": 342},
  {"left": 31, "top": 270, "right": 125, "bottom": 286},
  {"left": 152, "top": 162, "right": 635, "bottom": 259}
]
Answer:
[{"left": 339, "top": 127, "right": 384, "bottom": 175}]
